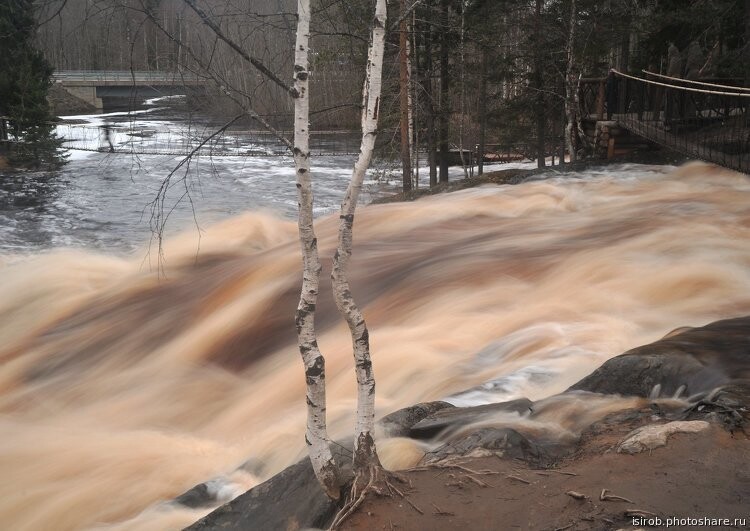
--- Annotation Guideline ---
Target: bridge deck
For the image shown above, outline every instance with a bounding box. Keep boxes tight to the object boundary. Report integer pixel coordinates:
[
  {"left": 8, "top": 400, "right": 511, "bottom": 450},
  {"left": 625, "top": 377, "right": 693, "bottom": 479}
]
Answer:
[
  {"left": 580, "top": 71, "right": 749, "bottom": 174},
  {"left": 52, "top": 71, "right": 205, "bottom": 85}
]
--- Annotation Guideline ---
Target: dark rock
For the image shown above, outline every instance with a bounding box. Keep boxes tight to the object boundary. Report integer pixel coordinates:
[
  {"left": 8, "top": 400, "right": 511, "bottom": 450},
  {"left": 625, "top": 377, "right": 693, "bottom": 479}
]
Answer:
[
  {"left": 409, "top": 398, "right": 533, "bottom": 439},
  {"left": 569, "top": 316, "right": 750, "bottom": 398},
  {"left": 175, "top": 482, "right": 217, "bottom": 509},
  {"left": 424, "top": 427, "right": 554, "bottom": 465},
  {"left": 377, "top": 401, "right": 455, "bottom": 437},
  {"left": 173, "top": 479, "right": 240, "bottom": 509},
  {"left": 184, "top": 444, "right": 353, "bottom": 531}
]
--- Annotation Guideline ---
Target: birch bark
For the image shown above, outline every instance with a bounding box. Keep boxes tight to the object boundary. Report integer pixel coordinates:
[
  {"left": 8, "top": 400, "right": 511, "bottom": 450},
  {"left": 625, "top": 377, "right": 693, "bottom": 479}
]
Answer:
[
  {"left": 293, "top": 0, "right": 340, "bottom": 501},
  {"left": 331, "top": 0, "right": 387, "bottom": 479}
]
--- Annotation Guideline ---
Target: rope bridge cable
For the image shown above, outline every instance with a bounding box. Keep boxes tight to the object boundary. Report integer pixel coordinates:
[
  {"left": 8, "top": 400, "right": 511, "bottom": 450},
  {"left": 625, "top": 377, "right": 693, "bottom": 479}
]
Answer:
[
  {"left": 612, "top": 69, "right": 750, "bottom": 98},
  {"left": 605, "top": 70, "right": 749, "bottom": 174},
  {"left": 642, "top": 71, "right": 750, "bottom": 93}
]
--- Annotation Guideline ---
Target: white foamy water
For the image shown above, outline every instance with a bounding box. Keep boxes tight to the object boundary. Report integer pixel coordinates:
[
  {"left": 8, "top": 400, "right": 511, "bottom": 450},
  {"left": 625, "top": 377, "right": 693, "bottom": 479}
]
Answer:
[{"left": 0, "top": 161, "right": 748, "bottom": 530}]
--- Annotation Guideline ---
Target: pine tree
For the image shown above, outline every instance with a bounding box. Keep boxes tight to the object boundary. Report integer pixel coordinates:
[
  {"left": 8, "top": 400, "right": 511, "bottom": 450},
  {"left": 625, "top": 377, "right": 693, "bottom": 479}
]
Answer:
[{"left": 0, "top": 0, "right": 66, "bottom": 169}]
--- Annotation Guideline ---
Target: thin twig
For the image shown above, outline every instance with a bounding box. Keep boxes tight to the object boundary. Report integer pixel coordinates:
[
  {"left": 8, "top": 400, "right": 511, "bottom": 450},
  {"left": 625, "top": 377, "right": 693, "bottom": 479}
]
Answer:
[
  {"left": 600, "top": 488, "right": 634, "bottom": 503},
  {"left": 466, "top": 475, "right": 493, "bottom": 488},
  {"left": 387, "top": 480, "right": 423, "bottom": 515},
  {"left": 431, "top": 503, "right": 455, "bottom": 516},
  {"left": 507, "top": 474, "right": 531, "bottom": 485},
  {"left": 550, "top": 470, "right": 578, "bottom": 476}
]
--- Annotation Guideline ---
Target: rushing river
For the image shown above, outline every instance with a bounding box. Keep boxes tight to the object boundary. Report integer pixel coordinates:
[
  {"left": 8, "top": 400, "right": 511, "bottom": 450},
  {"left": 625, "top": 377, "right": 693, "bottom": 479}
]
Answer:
[
  {"left": 1, "top": 113, "right": 750, "bottom": 530},
  {"left": 0, "top": 103, "right": 398, "bottom": 255}
]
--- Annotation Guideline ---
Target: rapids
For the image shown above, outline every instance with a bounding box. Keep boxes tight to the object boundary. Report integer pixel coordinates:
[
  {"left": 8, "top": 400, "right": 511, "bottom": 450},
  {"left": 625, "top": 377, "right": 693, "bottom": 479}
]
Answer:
[{"left": 1, "top": 161, "right": 750, "bottom": 530}]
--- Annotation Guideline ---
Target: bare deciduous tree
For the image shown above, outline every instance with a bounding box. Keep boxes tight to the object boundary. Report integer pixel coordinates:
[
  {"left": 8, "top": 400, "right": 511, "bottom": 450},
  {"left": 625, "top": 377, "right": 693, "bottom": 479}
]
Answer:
[
  {"left": 127, "top": 0, "right": 389, "bottom": 501},
  {"left": 292, "top": 0, "right": 340, "bottom": 501},
  {"left": 331, "top": 0, "right": 387, "bottom": 492}
]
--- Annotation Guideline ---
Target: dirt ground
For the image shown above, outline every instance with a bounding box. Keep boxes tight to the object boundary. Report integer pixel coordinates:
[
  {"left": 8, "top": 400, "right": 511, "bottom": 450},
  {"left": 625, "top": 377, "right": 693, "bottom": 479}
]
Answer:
[{"left": 342, "top": 425, "right": 750, "bottom": 530}]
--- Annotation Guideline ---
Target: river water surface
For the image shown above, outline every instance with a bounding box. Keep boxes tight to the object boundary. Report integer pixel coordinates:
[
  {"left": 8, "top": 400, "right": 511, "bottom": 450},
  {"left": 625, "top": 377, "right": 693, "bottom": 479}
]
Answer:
[{"left": 1, "top": 114, "right": 750, "bottom": 530}]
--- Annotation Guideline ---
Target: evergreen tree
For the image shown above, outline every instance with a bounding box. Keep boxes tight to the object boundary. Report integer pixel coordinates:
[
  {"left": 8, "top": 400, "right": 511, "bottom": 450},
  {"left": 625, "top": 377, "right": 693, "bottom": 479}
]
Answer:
[{"left": 0, "top": 0, "right": 66, "bottom": 169}]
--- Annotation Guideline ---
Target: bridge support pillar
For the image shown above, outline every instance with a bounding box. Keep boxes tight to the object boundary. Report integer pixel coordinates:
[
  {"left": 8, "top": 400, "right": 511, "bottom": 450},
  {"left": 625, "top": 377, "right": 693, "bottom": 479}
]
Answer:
[
  {"left": 594, "top": 121, "right": 616, "bottom": 158},
  {"left": 57, "top": 83, "right": 103, "bottom": 110}
]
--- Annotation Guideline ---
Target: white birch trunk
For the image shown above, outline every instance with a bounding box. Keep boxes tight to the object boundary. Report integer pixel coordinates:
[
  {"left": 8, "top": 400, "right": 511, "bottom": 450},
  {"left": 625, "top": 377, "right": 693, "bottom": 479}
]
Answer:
[
  {"left": 331, "top": 0, "right": 387, "bottom": 476},
  {"left": 293, "top": 0, "right": 340, "bottom": 501}
]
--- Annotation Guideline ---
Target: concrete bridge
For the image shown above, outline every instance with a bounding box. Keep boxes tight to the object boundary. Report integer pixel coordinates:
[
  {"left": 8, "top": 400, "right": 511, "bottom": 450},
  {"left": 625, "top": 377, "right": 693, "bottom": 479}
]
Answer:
[{"left": 52, "top": 70, "right": 208, "bottom": 109}]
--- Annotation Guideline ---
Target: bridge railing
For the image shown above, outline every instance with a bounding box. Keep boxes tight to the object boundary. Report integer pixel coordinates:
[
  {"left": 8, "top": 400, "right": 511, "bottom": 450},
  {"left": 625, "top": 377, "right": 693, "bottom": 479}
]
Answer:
[
  {"left": 52, "top": 71, "right": 204, "bottom": 84},
  {"left": 580, "top": 72, "right": 749, "bottom": 174}
]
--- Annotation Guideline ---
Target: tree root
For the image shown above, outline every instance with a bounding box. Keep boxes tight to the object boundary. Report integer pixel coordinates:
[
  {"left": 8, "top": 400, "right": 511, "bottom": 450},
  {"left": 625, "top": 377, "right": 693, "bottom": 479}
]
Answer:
[
  {"left": 329, "top": 466, "right": 419, "bottom": 529},
  {"left": 412, "top": 462, "right": 500, "bottom": 476}
]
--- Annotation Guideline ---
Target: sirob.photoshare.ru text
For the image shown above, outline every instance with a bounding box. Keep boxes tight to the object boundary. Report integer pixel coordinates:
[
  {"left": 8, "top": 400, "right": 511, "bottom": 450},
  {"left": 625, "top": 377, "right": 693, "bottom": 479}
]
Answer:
[{"left": 632, "top": 516, "right": 748, "bottom": 528}]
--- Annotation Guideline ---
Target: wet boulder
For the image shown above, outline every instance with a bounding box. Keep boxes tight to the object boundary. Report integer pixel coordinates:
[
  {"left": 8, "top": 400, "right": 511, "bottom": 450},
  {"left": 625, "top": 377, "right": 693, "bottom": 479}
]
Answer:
[
  {"left": 409, "top": 398, "right": 533, "bottom": 439},
  {"left": 423, "top": 426, "right": 554, "bottom": 465},
  {"left": 184, "top": 444, "right": 353, "bottom": 531},
  {"left": 569, "top": 316, "right": 750, "bottom": 398},
  {"left": 377, "top": 401, "right": 455, "bottom": 437}
]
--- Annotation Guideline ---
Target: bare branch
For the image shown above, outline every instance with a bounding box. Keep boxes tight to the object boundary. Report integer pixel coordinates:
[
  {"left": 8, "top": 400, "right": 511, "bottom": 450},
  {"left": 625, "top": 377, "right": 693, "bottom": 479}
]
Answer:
[{"left": 182, "top": 0, "right": 298, "bottom": 97}]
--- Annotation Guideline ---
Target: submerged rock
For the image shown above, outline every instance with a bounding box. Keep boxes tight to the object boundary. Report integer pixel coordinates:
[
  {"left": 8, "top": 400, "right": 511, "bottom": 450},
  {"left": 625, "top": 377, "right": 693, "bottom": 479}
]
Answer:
[
  {"left": 378, "top": 401, "right": 455, "bottom": 437},
  {"left": 173, "top": 478, "right": 244, "bottom": 509},
  {"left": 409, "top": 398, "right": 533, "bottom": 439},
  {"left": 424, "top": 426, "right": 555, "bottom": 464}
]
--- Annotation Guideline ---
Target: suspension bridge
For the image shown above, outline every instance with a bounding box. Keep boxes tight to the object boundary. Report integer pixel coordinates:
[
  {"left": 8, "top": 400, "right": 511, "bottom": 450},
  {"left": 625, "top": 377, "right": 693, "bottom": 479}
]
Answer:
[{"left": 580, "top": 70, "right": 749, "bottom": 174}]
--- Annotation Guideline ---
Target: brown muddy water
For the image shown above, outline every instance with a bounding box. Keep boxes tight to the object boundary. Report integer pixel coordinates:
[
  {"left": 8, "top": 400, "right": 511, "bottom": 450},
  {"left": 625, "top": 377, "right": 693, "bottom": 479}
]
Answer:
[{"left": 1, "top": 162, "right": 749, "bottom": 530}]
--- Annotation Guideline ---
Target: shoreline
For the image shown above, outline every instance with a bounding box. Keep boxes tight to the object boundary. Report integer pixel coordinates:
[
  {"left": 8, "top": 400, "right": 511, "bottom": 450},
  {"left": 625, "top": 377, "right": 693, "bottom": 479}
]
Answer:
[
  {"left": 372, "top": 149, "right": 694, "bottom": 206},
  {"left": 185, "top": 316, "right": 750, "bottom": 530}
]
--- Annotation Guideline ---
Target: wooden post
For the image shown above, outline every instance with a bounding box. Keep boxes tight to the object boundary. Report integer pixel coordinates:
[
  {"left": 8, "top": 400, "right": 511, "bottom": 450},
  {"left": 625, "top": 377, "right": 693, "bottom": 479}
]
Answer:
[{"left": 597, "top": 80, "right": 605, "bottom": 120}]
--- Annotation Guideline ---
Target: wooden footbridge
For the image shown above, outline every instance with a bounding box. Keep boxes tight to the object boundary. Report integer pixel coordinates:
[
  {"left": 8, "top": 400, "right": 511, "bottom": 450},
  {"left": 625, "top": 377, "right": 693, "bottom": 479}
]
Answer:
[{"left": 580, "top": 71, "right": 749, "bottom": 174}]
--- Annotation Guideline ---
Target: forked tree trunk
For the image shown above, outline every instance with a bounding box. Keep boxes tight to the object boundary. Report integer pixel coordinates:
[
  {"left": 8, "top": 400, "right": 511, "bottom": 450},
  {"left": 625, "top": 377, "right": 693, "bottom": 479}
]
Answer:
[
  {"left": 292, "top": 0, "right": 340, "bottom": 501},
  {"left": 331, "top": 0, "right": 387, "bottom": 481}
]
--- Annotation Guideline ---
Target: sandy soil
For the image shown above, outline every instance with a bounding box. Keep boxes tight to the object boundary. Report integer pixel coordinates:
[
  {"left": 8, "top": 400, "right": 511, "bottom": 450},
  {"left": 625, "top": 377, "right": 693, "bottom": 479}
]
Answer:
[{"left": 343, "top": 424, "right": 750, "bottom": 530}]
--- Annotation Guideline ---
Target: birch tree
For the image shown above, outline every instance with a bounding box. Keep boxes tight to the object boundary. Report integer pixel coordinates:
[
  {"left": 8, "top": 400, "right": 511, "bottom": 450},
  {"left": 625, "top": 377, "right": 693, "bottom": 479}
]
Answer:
[
  {"left": 292, "top": 0, "right": 341, "bottom": 501},
  {"left": 130, "top": 0, "right": 390, "bottom": 501},
  {"left": 331, "top": 0, "right": 388, "bottom": 493},
  {"left": 296, "top": 0, "right": 389, "bottom": 500}
]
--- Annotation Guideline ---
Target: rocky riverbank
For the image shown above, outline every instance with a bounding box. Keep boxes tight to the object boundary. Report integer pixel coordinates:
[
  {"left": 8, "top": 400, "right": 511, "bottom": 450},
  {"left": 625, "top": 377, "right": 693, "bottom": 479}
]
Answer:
[
  {"left": 372, "top": 150, "right": 693, "bottom": 206},
  {"left": 184, "top": 316, "right": 750, "bottom": 530}
]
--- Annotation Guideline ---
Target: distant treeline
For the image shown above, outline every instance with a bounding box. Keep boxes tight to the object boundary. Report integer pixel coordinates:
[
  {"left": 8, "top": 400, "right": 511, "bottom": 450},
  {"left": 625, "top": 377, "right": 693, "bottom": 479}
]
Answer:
[{"left": 34, "top": 0, "right": 750, "bottom": 162}]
